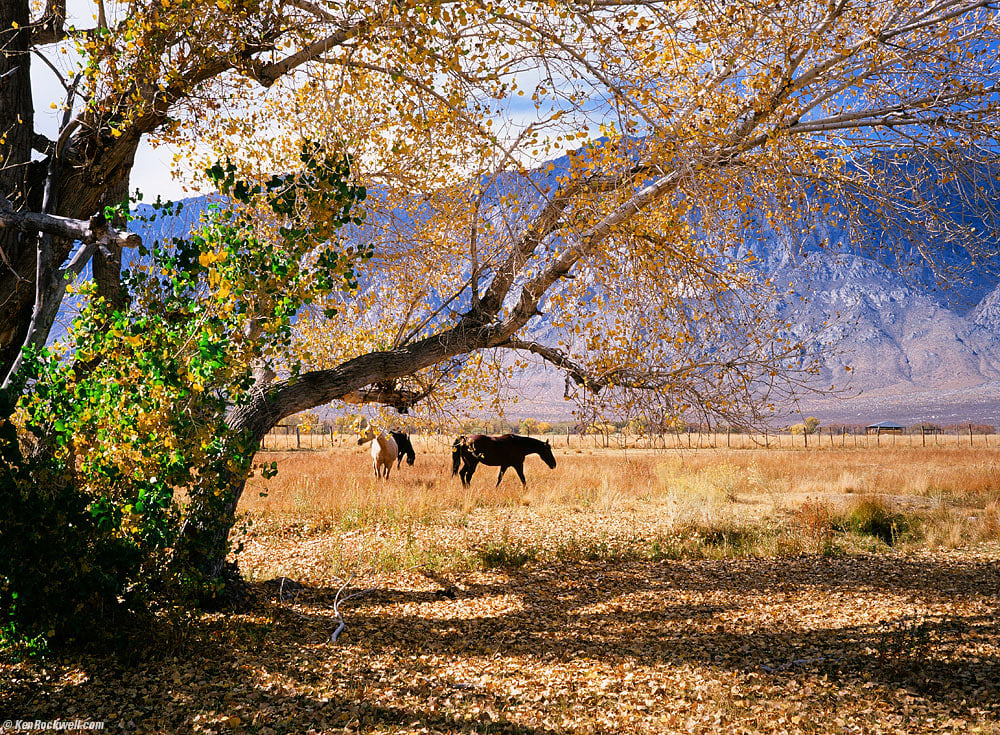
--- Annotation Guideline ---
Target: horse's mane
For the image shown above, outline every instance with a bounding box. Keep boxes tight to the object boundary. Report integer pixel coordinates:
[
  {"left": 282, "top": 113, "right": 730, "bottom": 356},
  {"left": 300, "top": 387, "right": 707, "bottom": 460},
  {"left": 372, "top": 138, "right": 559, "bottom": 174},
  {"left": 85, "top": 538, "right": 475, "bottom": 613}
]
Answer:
[{"left": 504, "top": 434, "right": 550, "bottom": 450}]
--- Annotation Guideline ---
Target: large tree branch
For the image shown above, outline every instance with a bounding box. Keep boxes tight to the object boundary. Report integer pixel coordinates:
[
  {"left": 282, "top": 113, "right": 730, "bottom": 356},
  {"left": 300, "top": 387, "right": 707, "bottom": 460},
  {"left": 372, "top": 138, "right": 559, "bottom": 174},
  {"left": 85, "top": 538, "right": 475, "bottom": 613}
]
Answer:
[
  {"left": 469, "top": 178, "right": 583, "bottom": 322},
  {"left": 503, "top": 170, "right": 682, "bottom": 330},
  {"left": 227, "top": 321, "right": 508, "bottom": 439},
  {"left": 248, "top": 21, "right": 370, "bottom": 86},
  {"left": 0, "top": 208, "right": 141, "bottom": 250},
  {"left": 232, "top": 168, "right": 689, "bottom": 439}
]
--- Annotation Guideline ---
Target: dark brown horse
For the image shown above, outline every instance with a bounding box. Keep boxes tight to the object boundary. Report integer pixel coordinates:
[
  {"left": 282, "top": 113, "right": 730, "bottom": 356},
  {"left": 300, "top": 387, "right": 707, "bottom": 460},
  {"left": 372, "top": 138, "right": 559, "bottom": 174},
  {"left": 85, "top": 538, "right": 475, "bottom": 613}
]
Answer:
[{"left": 451, "top": 434, "right": 556, "bottom": 487}]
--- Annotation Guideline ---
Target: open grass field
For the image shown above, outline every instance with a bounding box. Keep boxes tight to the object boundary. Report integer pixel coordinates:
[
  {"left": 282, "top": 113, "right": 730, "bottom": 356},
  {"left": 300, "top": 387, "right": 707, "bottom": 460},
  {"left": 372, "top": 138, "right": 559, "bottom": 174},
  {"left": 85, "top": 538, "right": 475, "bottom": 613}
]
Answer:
[{"left": 4, "top": 441, "right": 1000, "bottom": 734}]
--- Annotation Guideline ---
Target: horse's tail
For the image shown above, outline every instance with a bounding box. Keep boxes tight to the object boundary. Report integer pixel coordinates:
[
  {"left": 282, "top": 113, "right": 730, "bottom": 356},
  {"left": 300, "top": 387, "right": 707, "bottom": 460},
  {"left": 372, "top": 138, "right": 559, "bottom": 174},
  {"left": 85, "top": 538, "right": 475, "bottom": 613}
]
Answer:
[{"left": 451, "top": 436, "right": 466, "bottom": 476}]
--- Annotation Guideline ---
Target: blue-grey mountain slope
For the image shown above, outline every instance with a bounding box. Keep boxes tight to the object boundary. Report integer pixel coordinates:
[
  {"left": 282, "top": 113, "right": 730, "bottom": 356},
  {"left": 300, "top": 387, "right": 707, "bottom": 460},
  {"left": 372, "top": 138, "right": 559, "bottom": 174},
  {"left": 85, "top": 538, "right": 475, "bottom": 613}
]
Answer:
[{"left": 59, "top": 178, "right": 1000, "bottom": 424}]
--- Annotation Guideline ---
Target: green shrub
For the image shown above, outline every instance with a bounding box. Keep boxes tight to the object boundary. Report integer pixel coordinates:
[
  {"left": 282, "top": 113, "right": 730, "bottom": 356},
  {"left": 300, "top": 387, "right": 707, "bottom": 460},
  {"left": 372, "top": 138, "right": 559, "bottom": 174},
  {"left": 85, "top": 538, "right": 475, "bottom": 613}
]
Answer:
[
  {"left": 833, "top": 496, "right": 915, "bottom": 545},
  {"left": 476, "top": 539, "right": 538, "bottom": 569},
  {"left": 0, "top": 390, "right": 144, "bottom": 647}
]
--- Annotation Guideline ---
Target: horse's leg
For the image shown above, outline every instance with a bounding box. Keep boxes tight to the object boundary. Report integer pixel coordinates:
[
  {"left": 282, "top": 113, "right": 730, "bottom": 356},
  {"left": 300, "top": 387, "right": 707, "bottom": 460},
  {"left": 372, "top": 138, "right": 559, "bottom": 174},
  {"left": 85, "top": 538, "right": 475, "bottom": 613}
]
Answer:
[
  {"left": 496, "top": 465, "right": 507, "bottom": 486},
  {"left": 514, "top": 461, "right": 526, "bottom": 485},
  {"left": 461, "top": 459, "right": 476, "bottom": 487}
]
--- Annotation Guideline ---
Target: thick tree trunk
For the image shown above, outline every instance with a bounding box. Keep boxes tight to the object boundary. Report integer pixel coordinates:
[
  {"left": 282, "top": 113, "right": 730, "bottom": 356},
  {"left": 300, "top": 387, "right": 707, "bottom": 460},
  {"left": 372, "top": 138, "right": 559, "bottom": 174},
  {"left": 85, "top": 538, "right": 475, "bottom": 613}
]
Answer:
[
  {"left": 181, "top": 320, "right": 508, "bottom": 583},
  {"left": 0, "top": 0, "right": 38, "bottom": 372},
  {"left": 0, "top": 0, "right": 144, "bottom": 378},
  {"left": 92, "top": 174, "right": 133, "bottom": 313},
  {"left": 0, "top": 121, "right": 141, "bottom": 378}
]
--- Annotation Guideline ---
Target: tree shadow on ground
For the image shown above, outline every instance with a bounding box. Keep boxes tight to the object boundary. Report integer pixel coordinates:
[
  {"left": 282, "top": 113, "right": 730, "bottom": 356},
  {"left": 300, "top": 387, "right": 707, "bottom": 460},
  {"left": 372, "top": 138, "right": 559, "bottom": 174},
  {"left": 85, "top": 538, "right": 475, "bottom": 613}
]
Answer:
[{"left": 5, "top": 554, "right": 999, "bottom": 733}]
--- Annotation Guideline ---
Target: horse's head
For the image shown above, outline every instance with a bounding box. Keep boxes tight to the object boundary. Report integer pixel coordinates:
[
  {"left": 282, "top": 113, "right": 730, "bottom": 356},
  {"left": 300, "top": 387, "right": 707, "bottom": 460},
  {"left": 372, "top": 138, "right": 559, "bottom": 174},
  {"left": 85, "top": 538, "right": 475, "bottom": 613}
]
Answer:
[
  {"left": 357, "top": 426, "right": 376, "bottom": 445},
  {"left": 451, "top": 436, "right": 467, "bottom": 476},
  {"left": 539, "top": 438, "right": 557, "bottom": 469}
]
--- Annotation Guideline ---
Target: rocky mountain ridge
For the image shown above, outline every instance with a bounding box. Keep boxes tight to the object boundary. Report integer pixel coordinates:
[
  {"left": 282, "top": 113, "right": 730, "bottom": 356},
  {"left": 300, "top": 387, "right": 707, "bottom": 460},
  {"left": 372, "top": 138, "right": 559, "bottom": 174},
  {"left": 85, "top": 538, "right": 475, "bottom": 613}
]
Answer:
[{"left": 98, "top": 184, "right": 1000, "bottom": 424}]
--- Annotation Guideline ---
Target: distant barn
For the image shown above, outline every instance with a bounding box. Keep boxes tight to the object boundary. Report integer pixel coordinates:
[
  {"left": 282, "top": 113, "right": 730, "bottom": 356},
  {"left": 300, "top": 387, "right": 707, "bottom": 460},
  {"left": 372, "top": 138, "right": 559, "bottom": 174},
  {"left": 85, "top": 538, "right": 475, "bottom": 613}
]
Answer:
[{"left": 865, "top": 421, "right": 906, "bottom": 435}]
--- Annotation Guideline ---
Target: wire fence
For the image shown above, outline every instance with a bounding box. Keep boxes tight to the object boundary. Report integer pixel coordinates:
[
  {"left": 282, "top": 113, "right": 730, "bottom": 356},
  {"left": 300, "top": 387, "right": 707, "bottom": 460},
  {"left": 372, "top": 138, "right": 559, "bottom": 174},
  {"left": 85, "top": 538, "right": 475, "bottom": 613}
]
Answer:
[{"left": 260, "top": 425, "right": 996, "bottom": 452}]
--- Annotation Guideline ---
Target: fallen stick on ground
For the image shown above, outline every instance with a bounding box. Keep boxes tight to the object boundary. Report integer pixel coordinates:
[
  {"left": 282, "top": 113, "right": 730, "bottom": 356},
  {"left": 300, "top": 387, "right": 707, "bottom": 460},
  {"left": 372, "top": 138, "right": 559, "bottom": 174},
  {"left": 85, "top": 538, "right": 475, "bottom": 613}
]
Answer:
[{"left": 329, "top": 563, "right": 430, "bottom": 643}]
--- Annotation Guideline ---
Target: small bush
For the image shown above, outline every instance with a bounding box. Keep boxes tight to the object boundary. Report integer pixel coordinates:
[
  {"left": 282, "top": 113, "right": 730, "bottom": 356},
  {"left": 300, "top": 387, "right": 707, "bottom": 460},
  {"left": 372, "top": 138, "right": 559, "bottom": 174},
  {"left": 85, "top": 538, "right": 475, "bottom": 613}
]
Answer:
[
  {"left": 976, "top": 501, "right": 1000, "bottom": 541},
  {"left": 694, "top": 524, "right": 765, "bottom": 556},
  {"left": 553, "top": 536, "right": 644, "bottom": 562},
  {"left": 0, "top": 621, "right": 49, "bottom": 663},
  {"left": 476, "top": 539, "right": 538, "bottom": 569},
  {"left": 833, "top": 496, "right": 915, "bottom": 546},
  {"left": 797, "top": 499, "right": 836, "bottom": 552}
]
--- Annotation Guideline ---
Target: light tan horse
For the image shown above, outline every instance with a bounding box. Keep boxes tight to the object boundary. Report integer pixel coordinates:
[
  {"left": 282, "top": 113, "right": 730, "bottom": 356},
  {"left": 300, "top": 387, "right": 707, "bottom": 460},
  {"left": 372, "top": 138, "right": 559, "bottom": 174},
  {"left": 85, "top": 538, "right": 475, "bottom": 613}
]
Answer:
[{"left": 357, "top": 427, "right": 399, "bottom": 479}]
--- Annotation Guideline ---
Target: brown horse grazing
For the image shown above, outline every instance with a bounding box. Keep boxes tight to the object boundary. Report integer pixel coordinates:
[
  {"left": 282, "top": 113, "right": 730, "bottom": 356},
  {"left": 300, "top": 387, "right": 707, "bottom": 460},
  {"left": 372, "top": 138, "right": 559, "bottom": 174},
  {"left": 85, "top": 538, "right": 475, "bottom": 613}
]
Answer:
[{"left": 451, "top": 434, "right": 556, "bottom": 487}]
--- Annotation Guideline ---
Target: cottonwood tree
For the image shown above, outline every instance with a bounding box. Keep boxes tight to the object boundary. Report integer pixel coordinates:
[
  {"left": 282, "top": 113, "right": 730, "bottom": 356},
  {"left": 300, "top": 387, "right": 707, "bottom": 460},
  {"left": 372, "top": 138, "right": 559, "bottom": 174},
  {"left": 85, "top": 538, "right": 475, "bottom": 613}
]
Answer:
[{"left": 2, "top": 0, "right": 999, "bottom": 588}]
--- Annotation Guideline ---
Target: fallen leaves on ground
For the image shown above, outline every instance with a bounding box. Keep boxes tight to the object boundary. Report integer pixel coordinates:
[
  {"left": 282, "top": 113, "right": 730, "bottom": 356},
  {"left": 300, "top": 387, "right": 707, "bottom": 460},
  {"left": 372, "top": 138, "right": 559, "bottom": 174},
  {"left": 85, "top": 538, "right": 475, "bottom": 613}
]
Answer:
[{"left": 3, "top": 543, "right": 1000, "bottom": 734}]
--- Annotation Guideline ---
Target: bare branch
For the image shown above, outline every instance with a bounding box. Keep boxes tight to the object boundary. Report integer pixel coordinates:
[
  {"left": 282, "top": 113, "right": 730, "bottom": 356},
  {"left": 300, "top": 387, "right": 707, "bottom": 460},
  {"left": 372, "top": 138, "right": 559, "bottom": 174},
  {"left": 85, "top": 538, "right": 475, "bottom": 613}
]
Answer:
[
  {"left": 250, "top": 22, "right": 370, "bottom": 87},
  {"left": 500, "top": 337, "right": 604, "bottom": 390},
  {"left": 0, "top": 209, "right": 140, "bottom": 250}
]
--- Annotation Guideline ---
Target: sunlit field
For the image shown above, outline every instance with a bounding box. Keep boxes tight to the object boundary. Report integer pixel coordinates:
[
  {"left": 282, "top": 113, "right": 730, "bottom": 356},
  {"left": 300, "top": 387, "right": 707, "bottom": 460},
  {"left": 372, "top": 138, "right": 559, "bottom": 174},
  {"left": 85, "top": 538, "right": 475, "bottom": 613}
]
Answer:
[
  {"left": 236, "top": 437, "right": 1000, "bottom": 581},
  {"left": 225, "top": 441, "right": 996, "bottom": 734}
]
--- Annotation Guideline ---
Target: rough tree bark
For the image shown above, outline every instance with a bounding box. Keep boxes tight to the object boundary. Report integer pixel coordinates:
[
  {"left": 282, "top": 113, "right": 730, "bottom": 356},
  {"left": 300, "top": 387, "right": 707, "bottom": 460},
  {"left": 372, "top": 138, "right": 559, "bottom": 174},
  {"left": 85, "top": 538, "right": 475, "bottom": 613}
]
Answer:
[{"left": 0, "top": 0, "right": 41, "bottom": 363}]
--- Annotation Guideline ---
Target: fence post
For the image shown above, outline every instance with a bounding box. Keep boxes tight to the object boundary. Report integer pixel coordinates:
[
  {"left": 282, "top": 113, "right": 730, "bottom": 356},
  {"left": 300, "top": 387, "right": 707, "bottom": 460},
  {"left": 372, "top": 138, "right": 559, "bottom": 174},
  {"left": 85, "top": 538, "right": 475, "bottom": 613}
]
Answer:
[
  {"left": 296, "top": 426, "right": 301, "bottom": 449},
  {"left": 970, "top": 423, "right": 974, "bottom": 447}
]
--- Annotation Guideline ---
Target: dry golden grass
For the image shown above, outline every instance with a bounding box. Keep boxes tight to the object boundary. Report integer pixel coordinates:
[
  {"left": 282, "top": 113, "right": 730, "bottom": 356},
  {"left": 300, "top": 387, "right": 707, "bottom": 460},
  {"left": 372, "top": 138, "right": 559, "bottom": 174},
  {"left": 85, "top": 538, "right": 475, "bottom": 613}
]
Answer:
[{"left": 235, "top": 440, "right": 1000, "bottom": 580}]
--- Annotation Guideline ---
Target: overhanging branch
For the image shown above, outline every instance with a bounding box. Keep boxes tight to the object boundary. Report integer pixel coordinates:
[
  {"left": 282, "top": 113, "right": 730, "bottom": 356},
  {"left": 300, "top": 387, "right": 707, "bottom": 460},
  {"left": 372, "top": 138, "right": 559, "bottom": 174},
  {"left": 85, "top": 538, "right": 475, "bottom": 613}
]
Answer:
[
  {"left": 0, "top": 208, "right": 141, "bottom": 249},
  {"left": 340, "top": 382, "right": 434, "bottom": 413},
  {"left": 500, "top": 337, "right": 607, "bottom": 391}
]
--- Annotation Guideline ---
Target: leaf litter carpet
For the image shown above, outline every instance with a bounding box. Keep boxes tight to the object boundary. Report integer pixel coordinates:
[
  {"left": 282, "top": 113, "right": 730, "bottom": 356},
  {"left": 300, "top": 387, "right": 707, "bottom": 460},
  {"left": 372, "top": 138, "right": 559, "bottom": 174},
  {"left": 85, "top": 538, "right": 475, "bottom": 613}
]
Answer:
[{"left": 4, "top": 543, "right": 1000, "bottom": 734}]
